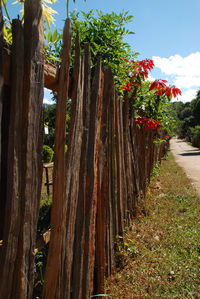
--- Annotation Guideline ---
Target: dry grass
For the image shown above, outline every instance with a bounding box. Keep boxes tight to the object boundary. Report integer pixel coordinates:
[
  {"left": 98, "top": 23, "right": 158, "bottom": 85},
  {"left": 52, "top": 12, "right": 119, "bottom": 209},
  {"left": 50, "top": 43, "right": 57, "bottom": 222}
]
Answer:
[{"left": 105, "top": 152, "right": 200, "bottom": 298}]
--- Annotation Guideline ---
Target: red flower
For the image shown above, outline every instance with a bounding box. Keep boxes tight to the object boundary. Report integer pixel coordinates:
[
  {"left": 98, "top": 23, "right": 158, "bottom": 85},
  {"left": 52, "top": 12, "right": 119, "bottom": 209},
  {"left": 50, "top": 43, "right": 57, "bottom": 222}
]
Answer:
[
  {"left": 120, "top": 57, "right": 129, "bottom": 63},
  {"left": 135, "top": 117, "right": 160, "bottom": 131},
  {"left": 123, "top": 86, "right": 132, "bottom": 92},
  {"left": 171, "top": 86, "right": 182, "bottom": 97},
  {"left": 150, "top": 80, "right": 182, "bottom": 99},
  {"left": 150, "top": 80, "right": 167, "bottom": 96},
  {"left": 165, "top": 86, "right": 172, "bottom": 98}
]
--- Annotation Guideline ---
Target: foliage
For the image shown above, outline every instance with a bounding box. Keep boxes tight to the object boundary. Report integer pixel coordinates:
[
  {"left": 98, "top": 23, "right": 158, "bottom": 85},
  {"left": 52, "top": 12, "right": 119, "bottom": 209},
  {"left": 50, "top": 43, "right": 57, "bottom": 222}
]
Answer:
[
  {"left": 66, "top": 0, "right": 86, "bottom": 18},
  {"left": 43, "top": 102, "right": 71, "bottom": 148},
  {"left": 43, "top": 103, "right": 56, "bottom": 148},
  {"left": 2, "top": 0, "right": 60, "bottom": 45},
  {"left": 33, "top": 197, "right": 52, "bottom": 298},
  {"left": 173, "top": 89, "right": 200, "bottom": 146},
  {"left": 69, "top": 10, "right": 137, "bottom": 85},
  {"left": 121, "top": 57, "right": 181, "bottom": 136},
  {"left": 190, "top": 125, "right": 200, "bottom": 147},
  {"left": 45, "top": 26, "right": 63, "bottom": 63},
  {"left": 42, "top": 145, "right": 54, "bottom": 163}
]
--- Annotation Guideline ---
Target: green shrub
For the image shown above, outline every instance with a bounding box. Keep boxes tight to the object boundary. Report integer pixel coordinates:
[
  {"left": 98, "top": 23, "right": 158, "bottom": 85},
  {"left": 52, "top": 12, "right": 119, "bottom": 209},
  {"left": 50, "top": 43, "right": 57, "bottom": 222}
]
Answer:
[
  {"left": 42, "top": 145, "right": 54, "bottom": 163},
  {"left": 190, "top": 125, "right": 200, "bottom": 148}
]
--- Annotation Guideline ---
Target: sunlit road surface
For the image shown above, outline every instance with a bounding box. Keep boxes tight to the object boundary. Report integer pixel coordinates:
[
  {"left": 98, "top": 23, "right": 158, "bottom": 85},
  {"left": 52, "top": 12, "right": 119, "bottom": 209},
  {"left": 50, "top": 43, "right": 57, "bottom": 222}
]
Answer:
[{"left": 170, "top": 137, "right": 200, "bottom": 197}]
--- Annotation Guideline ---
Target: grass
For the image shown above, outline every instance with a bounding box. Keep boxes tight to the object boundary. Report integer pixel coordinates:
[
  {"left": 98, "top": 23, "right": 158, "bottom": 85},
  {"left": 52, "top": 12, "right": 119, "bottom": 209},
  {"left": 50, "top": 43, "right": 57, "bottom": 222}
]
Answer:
[
  {"left": 41, "top": 165, "right": 53, "bottom": 200},
  {"left": 105, "top": 152, "right": 200, "bottom": 298}
]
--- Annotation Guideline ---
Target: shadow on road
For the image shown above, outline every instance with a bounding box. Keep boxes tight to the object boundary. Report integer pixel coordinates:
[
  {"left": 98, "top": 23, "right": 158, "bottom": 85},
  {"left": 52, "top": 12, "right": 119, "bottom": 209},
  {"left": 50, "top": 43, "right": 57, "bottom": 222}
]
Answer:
[
  {"left": 179, "top": 152, "right": 200, "bottom": 156},
  {"left": 184, "top": 149, "right": 200, "bottom": 152}
]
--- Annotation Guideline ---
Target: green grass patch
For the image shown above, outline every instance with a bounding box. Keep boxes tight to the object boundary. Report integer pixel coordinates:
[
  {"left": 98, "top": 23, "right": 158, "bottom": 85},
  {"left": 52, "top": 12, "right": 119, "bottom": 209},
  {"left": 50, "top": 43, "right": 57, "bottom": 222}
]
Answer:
[{"left": 106, "top": 152, "right": 200, "bottom": 298}]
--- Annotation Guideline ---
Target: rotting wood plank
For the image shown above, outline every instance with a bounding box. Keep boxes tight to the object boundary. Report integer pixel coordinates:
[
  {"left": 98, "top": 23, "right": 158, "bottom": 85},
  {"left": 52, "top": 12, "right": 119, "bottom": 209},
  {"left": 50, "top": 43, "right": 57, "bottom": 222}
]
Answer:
[
  {"left": 0, "top": 19, "right": 24, "bottom": 299},
  {"left": 42, "top": 18, "right": 72, "bottom": 299}
]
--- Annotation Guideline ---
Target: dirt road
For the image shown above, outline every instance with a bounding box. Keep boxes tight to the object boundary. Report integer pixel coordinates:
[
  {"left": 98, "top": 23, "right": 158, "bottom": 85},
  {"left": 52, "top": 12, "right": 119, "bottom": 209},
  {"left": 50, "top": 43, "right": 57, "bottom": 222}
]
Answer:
[{"left": 170, "top": 137, "right": 200, "bottom": 197}]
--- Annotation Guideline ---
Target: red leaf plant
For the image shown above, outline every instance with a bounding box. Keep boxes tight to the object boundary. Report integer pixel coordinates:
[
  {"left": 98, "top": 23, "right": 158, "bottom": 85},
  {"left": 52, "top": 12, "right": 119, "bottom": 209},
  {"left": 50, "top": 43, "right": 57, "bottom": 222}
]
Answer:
[
  {"left": 121, "top": 58, "right": 154, "bottom": 92},
  {"left": 135, "top": 116, "right": 160, "bottom": 131},
  {"left": 150, "top": 80, "right": 182, "bottom": 98}
]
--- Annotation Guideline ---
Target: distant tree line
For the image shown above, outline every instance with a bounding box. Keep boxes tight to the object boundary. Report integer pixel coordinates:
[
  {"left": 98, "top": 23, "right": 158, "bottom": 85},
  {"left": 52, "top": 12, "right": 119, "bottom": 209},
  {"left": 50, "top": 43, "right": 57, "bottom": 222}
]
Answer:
[{"left": 172, "top": 89, "right": 200, "bottom": 147}]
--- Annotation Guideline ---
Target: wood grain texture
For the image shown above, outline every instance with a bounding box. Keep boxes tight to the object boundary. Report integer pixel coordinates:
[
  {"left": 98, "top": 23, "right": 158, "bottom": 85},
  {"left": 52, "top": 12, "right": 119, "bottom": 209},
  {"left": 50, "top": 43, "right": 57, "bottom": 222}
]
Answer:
[
  {"left": 0, "top": 2, "right": 4, "bottom": 240},
  {"left": 0, "top": 19, "right": 24, "bottom": 299},
  {"left": 61, "top": 36, "right": 84, "bottom": 299},
  {"left": 0, "top": 9, "right": 168, "bottom": 296},
  {"left": 42, "top": 18, "right": 72, "bottom": 299},
  {"left": 21, "top": 0, "right": 44, "bottom": 297},
  {"left": 0, "top": 2, "right": 2, "bottom": 190}
]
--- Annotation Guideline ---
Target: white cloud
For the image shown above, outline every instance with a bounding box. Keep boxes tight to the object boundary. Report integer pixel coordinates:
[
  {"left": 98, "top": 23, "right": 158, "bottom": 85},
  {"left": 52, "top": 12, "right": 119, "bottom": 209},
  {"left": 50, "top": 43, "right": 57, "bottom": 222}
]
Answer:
[
  {"left": 175, "top": 88, "right": 197, "bottom": 103},
  {"left": 43, "top": 88, "right": 54, "bottom": 105},
  {"left": 152, "top": 52, "right": 200, "bottom": 102},
  {"left": 153, "top": 52, "right": 200, "bottom": 78},
  {"left": 43, "top": 98, "right": 54, "bottom": 105},
  {"left": 146, "top": 74, "right": 155, "bottom": 82}
]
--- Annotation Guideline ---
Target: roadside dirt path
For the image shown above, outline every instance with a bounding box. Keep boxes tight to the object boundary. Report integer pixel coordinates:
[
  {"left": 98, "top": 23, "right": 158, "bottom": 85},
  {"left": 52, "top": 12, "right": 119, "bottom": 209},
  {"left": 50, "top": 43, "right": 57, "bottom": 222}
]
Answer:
[{"left": 170, "top": 137, "right": 200, "bottom": 197}]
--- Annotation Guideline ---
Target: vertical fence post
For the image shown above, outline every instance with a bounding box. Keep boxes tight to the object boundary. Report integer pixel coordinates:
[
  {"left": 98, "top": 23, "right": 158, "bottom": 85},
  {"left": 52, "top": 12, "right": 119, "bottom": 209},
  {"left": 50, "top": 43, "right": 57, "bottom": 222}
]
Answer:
[
  {"left": 0, "top": 2, "right": 4, "bottom": 239},
  {"left": 0, "top": 2, "right": 2, "bottom": 187},
  {"left": 21, "top": 0, "right": 44, "bottom": 297},
  {"left": 0, "top": 18, "right": 24, "bottom": 298},
  {"left": 0, "top": 0, "right": 44, "bottom": 297},
  {"left": 42, "top": 18, "right": 72, "bottom": 299}
]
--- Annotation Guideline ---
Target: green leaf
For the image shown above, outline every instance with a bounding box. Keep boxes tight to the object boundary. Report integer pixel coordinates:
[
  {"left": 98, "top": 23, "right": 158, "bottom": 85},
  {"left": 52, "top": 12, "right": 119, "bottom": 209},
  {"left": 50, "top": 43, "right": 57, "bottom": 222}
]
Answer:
[
  {"left": 52, "top": 27, "right": 58, "bottom": 43},
  {"left": 47, "top": 30, "right": 52, "bottom": 43}
]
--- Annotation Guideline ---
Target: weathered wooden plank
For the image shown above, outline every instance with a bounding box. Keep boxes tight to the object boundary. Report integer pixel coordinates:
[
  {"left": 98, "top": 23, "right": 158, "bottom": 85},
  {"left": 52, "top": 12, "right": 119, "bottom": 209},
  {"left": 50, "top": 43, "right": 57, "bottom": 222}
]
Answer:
[
  {"left": 0, "top": 2, "right": 4, "bottom": 240},
  {"left": 0, "top": 2, "right": 3, "bottom": 187},
  {"left": 93, "top": 70, "right": 106, "bottom": 295},
  {"left": 136, "top": 125, "right": 146, "bottom": 196},
  {"left": 85, "top": 56, "right": 102, "bottom": 297},
  {"left": 94, "top": 68, "right": 110, "bottom": 294},
  {"left": 122, "top": 95, "right": 135, "bottom": 222},
  {"left": 16, "top": 0, "right": 44, "bottom": 297},
  {"left": 42, "top": 18, "right": 71, "bottom": 299},
  {"left": 0, "top": 86, "right": 10, "bottom": 241},
  {"left": 110, "top": 88, "right": 118, "bottom": 239},
  {"left": 0, "top": 19, "right": 24, "bottom": 299},
  {"left": 115, "top": 95, "right": 124, "bottom": 235},
  {"left": 61, "top": 46, "right": 84, "bottom": 299},
  {"left": 70, "top": 41, "right": 90, "bottom": 299},
  {"left": 101, "top": 66, "right": 115, "bottom": 277},
  {"left": 118, "top": 98, "right": 128, "bottom": 222},
  {"left": 3, "top": 47, "right": 76, "bottom": 96},
  {"left": 129, "top": 116, "right": 141, "bottom": 213},
  {"left": 71, "top": 42, "right": 90, "bottom": 299}
]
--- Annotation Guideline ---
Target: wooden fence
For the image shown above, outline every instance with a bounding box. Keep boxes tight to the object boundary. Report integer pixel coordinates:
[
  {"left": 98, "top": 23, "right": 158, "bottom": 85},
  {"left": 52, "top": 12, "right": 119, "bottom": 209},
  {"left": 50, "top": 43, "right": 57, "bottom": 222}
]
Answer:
[{"left": 0, "top": 1, "right": 167, "bottom": 298}]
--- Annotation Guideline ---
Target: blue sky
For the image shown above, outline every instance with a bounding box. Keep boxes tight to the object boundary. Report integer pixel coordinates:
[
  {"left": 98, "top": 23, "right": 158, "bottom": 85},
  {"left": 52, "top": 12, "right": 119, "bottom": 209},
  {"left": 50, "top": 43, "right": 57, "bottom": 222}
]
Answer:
[{"left": 5, "top": 0, "right": 200, "bottom": 103}]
